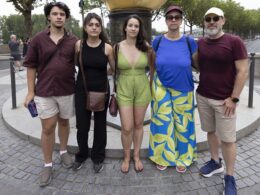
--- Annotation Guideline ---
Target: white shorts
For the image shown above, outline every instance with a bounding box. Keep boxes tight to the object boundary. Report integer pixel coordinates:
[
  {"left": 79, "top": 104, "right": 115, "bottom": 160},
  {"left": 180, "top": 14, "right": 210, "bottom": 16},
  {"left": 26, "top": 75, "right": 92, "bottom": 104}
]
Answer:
[{"left": 34, "top": 94, "right": 75, "bottom": 120}]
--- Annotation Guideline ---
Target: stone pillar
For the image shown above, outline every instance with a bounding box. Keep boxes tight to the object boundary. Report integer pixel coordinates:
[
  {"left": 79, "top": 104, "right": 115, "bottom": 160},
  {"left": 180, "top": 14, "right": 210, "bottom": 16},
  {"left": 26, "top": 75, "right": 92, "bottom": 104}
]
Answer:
[{"left": 108, "top": 9, "right": 152, "bottom": 44}]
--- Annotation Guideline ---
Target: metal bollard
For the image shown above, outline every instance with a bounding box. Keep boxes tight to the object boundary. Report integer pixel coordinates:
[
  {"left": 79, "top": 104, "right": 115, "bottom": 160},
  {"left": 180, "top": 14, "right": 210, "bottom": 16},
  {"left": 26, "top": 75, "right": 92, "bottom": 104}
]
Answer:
[
  {"left": 9, "top": 57, "right": 17, "bottom": 109},
  {"left": 248, "top": 53, "right": 255, "bottom": 108}
]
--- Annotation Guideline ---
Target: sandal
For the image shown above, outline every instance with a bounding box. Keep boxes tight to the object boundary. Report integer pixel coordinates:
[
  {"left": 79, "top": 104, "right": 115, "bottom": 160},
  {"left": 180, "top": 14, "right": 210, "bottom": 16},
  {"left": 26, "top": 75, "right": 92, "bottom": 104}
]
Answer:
[
  {"left": 176, "top": 166, "right": 187, "bottom": 173},
  {"left": 120, "top": 160, "right": 130, "bottom": 174},
  {"left": 156, "top": 164, "right": 167, "bottom": 171},
  {"left": 133, "top": 159, "right": 144, "bottom": 173}
]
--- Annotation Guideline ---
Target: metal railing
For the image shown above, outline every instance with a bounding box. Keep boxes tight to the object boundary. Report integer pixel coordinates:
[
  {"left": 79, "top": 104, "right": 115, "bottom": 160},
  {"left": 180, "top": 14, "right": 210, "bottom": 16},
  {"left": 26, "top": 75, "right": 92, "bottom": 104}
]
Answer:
[
  {"left": 248, "top": 53, "right": 255, "bottom": 108},
  {"left": 7, "top": 53, "right": 259, "bottom": 110},
  {"left": 9, "top": 57, "right": 17, "bottom": 109}
]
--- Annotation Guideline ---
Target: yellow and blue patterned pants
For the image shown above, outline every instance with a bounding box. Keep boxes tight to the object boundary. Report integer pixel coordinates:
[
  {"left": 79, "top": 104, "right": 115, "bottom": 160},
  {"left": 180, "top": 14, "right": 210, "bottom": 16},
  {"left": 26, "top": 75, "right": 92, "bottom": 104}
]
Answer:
[{"left": 149, "top": 73, "right": 197, "bottom": 167}]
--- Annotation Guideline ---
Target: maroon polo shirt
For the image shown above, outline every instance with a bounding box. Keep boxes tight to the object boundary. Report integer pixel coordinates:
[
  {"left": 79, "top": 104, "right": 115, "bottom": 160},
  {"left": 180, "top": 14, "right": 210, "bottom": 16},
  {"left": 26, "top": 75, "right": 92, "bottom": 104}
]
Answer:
[
  {"left": 197, "top": 33, "right": 248, "bottom": 100},
  {"left": 23, "top": 28, "right": 78, "bottom": 97}
]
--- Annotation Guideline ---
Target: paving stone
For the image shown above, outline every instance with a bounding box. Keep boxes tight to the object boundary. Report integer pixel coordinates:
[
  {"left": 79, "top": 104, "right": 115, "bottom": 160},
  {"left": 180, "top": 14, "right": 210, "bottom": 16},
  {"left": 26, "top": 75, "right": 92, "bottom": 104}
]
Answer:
[
  {"left": 181, "top": 174, "right": 194, "bottom": 182},
  {"left": 188, "top": 164, "right": 199, "bottom": 173},
  {"left": 249, "top": 174, "right": 260, "bottom": 183},
  {"left": 236, "top": 179, "right": 248, "bottom": 189},
  {"left": 187, "top": 181, "right": 201, "bottom": 190},
  {"left": 14, "top": 171, "right": 28, "bottom": 179},
  {"left": 244, "top": 167, "right": 256, "bottom": 175},
  {"left": 196, "top": 188, "right": 210, "bottom": 195},
  {"left": 243, "top": 177, "right": 256, "bottom": 186},
  {"left": 207, "top": 186, "right": 219, "bottom": 195},
  {"left": 71, "top": 182, "right": 84, "bottom": 192},
  {"left": 62, "top": 182, "right": 74, "bottom": 191}
]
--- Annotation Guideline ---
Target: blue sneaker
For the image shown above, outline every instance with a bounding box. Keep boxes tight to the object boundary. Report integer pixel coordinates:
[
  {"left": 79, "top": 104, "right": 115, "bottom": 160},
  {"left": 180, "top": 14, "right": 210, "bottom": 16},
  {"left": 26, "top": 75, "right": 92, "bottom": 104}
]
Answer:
[
  {"left": 224, "top": 175, "right": 237, "bottom": 195},
  {"left": 200, "top": 158, "right": 224, "bottom": 177}
]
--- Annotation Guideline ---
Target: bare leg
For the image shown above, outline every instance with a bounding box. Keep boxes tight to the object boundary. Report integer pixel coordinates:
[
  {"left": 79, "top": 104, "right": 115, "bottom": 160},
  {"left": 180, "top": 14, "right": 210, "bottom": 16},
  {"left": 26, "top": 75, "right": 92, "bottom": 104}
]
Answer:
[
  {"left": 41, "top": 115, "right": 58, "bottom": 164},
  {"left": 119, "top": 106, "right": 134, "bottom": 172},
  {"left": 133, "top": 105, "right": 148, "bottom": 171},
  {"left": 208, "top": 132, "right": 220, "bottom": 161},
  {"left": 14, "top": 60, "right": 22, "bottom": 70},
  {"left": 58, "top": 117, "right": 70, "bottom": 151},
  {"left": 221, "top": 141, "right": 236, "bottom": 175}
]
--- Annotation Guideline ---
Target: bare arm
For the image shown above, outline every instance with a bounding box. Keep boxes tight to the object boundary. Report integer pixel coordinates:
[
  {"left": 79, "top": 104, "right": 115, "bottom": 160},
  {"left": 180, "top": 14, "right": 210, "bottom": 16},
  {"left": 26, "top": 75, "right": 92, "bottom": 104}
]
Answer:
[
  {"left": 223, "top": 58, "right": 249, "bottom": 116},
  {"left": 24, "top": 67, "right": 37, "bottom": 107},
  {"left": 75, "top": 40, "right": 81, "bottom": 54},
  {"left": 192, "top": 51, "right": 199, "bottom": 72},
  {"left": 231, "top": 59, "right": 249, "bottom": 98},
  {"left": 148, "top": 47, "right": 155, "bottom": 89},
  {"left": 105, "top": 43, "right": 115, "bottom": 73}
]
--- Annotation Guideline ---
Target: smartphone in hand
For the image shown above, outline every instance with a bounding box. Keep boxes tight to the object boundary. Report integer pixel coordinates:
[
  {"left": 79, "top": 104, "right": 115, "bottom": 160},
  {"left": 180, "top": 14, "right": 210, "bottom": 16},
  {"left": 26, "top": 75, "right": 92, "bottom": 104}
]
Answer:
[{"left": 28, "top": 100, "right": 38, "bottom": 117}]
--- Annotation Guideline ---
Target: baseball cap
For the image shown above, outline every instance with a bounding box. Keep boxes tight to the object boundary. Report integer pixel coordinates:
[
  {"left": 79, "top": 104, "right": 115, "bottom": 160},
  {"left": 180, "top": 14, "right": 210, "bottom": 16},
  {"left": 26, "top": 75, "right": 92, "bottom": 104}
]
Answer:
[
  {"left": 165, "top": 5, "right": 183, "bottom": 16},
  {"left": 204, "top": 7, "right": 224, "bottom": 17}
]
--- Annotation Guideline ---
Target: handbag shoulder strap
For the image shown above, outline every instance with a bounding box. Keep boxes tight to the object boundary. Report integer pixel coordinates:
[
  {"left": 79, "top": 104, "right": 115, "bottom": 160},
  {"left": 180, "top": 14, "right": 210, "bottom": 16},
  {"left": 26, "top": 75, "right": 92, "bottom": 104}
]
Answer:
[
  {"left": 45, "top": 45, "right": 60, "bottom": 66},
  {"left": 79, "top": 40, "right": 88, "bottom": 93},
  {"left": 113, "top": 43, "right": 119, "bottom": 93},
  {"left": 185, "top": 35, "right": 198, "bottom": 71}
]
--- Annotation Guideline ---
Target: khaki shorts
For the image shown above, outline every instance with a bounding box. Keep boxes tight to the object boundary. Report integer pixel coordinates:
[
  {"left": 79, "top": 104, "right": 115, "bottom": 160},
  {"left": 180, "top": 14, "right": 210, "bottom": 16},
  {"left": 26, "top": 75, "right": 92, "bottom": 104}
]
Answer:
[
  {"left": 196, "top": 93, "right": 236, "bottom": 143},
  {"left": 34, "top": 94, "right": 75, "bottom": 120}
]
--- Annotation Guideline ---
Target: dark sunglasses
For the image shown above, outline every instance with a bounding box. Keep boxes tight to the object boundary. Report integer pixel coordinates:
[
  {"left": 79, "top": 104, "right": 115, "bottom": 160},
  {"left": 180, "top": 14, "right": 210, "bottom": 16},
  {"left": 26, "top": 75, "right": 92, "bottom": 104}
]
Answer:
[
  {"left": 204, "top": 16, "right": 220, "bottom": 23},
  {"left": 166, "top": 15, "right": 182, "bottom": 21}
]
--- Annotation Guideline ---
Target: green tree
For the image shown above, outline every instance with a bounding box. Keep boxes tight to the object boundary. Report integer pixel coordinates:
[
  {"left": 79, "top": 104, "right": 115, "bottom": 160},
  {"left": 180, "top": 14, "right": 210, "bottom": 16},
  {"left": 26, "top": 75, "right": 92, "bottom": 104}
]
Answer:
[
  {"left": 81, "top": 0, "right": 108, "bottom": 23},
  {"left": 0, "top": 14, "right": 81, "bottom": 43},
  {"left": 6, "top": 0, "right": 41, "bottom": 39},
  {"left": 1, "top": 15, "right": 25, "bottom": 43}
]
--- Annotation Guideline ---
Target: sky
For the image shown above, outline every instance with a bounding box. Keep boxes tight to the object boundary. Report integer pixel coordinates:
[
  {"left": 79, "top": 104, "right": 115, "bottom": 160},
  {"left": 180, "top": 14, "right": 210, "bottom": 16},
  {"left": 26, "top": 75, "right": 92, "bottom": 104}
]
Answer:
[{"left": 0, "top": 0, "right": 259, "bottom": 31}]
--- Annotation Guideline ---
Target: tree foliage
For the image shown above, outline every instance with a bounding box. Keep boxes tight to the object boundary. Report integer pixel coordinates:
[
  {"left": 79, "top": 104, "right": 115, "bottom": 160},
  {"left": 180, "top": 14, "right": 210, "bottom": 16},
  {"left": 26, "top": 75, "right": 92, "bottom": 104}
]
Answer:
[
  {"left": 3, "top": 0, "right": 260, "bottom": 40},
  {"left": 0, "top": 14, "right": 81, "bottom": 43},
  {"left": 6, "top": 0, "right": 41, "bottom": 39}
]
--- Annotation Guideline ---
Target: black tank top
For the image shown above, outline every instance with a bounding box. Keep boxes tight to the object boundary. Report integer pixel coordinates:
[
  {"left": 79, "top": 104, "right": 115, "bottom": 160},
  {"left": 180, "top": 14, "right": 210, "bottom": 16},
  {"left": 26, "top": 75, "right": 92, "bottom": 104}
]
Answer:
[{"left": 81, "top": 40, "right": 108, "bottom": 92}]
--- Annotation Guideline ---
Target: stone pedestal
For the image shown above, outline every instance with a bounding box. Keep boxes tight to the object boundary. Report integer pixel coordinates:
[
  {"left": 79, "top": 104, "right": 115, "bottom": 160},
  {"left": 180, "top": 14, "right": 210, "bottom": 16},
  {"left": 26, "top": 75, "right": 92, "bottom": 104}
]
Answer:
[{"left": 108, "top": 9, "right": 152, "bottom": 44}]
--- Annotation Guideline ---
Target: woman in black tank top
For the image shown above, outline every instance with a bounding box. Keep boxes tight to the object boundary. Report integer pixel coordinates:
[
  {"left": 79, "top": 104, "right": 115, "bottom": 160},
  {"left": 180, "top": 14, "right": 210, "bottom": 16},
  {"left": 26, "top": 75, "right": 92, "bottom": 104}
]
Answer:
[{"left": 73, "top": 13, "right": 115, "bottom": 173}]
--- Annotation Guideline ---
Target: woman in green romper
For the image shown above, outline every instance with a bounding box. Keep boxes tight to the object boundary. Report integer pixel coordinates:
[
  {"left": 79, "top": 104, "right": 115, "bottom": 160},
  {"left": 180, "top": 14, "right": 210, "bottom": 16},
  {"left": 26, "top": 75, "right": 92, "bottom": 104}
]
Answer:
[{"left": 115, "top": 15, "right": 154, "bottom": 173}]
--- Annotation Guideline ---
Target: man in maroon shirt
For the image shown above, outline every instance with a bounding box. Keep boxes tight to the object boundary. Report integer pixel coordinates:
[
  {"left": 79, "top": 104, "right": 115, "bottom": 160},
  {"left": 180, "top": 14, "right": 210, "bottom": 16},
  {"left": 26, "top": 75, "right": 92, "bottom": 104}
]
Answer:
[
  {"left": 23, "top": 2, "right": 77, "bottom": 187},
  {"left": 196, "top": 7, "right": 248, "bottom": 195}
]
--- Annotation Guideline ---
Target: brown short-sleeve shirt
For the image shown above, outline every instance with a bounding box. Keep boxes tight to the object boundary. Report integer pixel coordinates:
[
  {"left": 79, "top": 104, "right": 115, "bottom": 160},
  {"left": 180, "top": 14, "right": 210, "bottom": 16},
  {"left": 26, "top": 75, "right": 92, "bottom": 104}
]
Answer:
[
  {"left": 197, "top": 33, "right": 248, "bottom": 100},
  {"left": 23, "top": 28, "right": 78, "bottom": 97}
]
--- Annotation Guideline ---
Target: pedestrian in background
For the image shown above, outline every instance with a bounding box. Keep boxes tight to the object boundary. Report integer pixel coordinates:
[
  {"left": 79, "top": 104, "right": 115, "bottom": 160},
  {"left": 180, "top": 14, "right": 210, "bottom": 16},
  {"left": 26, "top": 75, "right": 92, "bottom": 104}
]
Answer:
[
  {"left": 197, "top": 7, "right": 248, "bottom": 195},
  {"left": 22, "top": 37, "right": 31, "bottom": 57},
  {"left": 8, "top": 34, "right": 23, "bottom": 71}
]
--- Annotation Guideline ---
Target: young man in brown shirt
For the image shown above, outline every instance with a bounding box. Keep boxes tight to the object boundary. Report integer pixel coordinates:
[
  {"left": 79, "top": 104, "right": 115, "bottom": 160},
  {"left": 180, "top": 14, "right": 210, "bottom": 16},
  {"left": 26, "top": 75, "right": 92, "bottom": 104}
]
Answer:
[{"left": 23, "top": 2, "right": 78, "bottom": 187}]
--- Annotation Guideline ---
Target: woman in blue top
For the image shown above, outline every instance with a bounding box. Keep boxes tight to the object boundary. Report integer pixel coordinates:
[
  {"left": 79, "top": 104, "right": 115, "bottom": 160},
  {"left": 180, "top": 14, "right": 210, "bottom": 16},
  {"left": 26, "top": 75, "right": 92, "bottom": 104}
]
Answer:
[{"left": 149, "top": 5, "right": 198, "bottom": 173}]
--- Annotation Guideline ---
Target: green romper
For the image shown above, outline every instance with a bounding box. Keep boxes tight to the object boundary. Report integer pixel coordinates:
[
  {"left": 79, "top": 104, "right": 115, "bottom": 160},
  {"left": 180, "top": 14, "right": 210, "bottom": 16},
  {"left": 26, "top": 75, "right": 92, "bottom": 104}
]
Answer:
[{"left": 116, "top": 50, "right": 152, "bottom": 106}]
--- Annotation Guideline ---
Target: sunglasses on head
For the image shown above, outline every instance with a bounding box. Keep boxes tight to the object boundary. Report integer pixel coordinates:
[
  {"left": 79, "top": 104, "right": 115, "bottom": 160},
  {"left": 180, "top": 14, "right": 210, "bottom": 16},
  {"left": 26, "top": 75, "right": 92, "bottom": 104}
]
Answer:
[
  {"left": 204, "top": 16, "right": 220, "bottom": 23},
  {"left": 166, "top": 15, "right": 182, "bottom": 21}
]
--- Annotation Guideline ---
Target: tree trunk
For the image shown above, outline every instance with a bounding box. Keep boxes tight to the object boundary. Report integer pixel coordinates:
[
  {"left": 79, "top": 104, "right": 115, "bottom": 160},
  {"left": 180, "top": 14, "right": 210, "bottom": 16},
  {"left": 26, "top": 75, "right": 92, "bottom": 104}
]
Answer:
[
  {"left": 24, "top": 11, "right": 33, "bottom": 38},
  {"left": 190, "top": 25, "right": 192, "bottom": 35}
]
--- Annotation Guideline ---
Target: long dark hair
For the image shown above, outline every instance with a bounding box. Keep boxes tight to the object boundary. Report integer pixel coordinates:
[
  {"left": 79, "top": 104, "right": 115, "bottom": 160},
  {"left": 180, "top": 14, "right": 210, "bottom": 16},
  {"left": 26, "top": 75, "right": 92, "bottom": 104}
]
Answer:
[
  {"left": 82, "top": 13, "right": 110, "bottom": 44},
  {"left": 122, "top": 14, "right": 148, "bottom": 52}
]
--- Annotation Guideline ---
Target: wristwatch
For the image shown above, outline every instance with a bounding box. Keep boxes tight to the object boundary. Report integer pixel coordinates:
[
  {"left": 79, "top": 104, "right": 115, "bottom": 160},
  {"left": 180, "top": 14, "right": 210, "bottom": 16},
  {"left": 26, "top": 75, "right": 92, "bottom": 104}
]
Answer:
[{"left": 231, "top": 97, "right": 239, "bottom": 103}]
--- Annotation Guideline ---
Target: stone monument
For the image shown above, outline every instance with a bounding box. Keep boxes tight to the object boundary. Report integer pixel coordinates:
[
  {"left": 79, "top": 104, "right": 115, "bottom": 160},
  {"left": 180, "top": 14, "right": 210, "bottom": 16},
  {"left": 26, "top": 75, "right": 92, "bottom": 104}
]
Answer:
[{"left": 104, "top": 0, "right": 167, "bottom": 43}]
